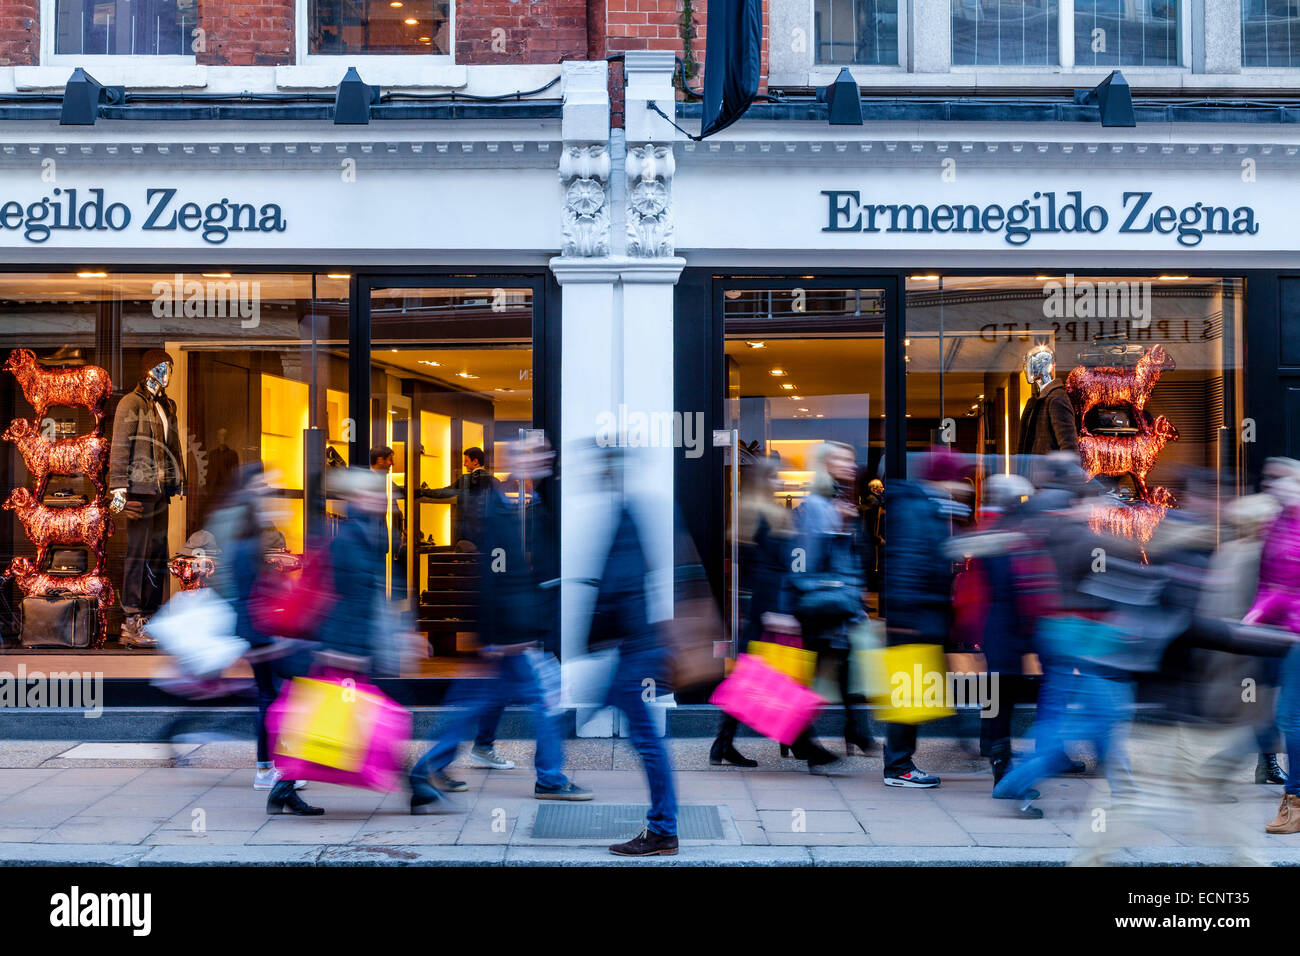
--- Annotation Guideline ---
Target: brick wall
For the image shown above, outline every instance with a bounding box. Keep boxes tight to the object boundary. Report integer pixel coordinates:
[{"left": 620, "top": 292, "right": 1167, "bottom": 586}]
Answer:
[
  {"left": 456, "top": 0, "right": 589, "bottom": 64},
  {"left": 0, "top": 0, "right": 37, "bottom": 66},
  {"left": 197, "top": 0, "right": 294, "bottom": 66}
]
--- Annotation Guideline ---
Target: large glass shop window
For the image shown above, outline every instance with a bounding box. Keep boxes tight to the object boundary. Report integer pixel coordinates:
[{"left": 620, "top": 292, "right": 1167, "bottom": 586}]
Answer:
[
  {"left": 0, "top": 272, "right": 349, "bottom": 674},
  {"left": 903, "top": 274, "right": 1246, "bottom": 545},
  {"left": 368, "top": 287, "right": 535, "bottom": 672}
]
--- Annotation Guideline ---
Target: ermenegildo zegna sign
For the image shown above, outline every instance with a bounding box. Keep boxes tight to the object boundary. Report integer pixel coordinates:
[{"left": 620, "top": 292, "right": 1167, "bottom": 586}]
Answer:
[
  {"left": 0, "top": 188, "right": 286, "bottom": 244},
  {"left": 822, "top": 190, "right": 1260, "bottom": 247}
]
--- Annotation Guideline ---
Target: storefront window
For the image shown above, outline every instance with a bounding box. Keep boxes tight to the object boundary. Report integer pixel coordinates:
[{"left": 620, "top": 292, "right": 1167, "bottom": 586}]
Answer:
[
  {"left": 1243, "top": 0, "right": 1300, "bottom": 67},
  {"left": 904, "top": 274, "right": 1246, "bottom": 538},
  {"left": 54, "top": 0, "right": 197, "bottom": 56},
  {"left": 814, "top": 0, "right": 900, "bottom": 65},
  {"left": 721, "top": 285, "right": 887, "bottom": 642},
  {"left": 952, "top": 0, "right": 1059, "bottom": 66},
  {"left": 309, "top": 0, "right": 451, "bottom": 55},
  {"left": 1075, "top": 0, "right": 1181, "bottom": 68},
  {"left": 0, "top": 272, "right": 349, "bottom": 672},
  {"left": 368, "top": 286, "right": 535, "bottom": 669}
]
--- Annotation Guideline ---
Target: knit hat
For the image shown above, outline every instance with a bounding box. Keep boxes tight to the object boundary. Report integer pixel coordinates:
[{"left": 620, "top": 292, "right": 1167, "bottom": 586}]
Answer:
[{"left": 141, "top": 349, "right": 175, "bottom": 377}]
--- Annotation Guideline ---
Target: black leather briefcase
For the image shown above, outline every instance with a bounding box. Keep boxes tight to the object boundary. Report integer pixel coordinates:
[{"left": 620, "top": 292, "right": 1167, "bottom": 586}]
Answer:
[
  {"left": 20, "top": 593, "right": 96, "bottom": 649},
  {"left": 44, "top": 549, "right": 89, "bottom": 576}
]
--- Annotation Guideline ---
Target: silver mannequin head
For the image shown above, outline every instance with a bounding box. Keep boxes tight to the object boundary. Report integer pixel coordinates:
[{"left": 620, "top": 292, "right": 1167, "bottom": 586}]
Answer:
[
  {"left": 145, "top": 360, "right": 172, "bottom": 395},
  {"left": 1024, "top": 345, "right": 1055, "bottom": 389}
]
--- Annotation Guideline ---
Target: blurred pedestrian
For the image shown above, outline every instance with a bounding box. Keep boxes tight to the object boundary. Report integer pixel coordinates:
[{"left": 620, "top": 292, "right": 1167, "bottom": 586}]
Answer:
[
  {"left": 787, "top": 442, "right": 871, "bottom": 774},
  {"left": 878, "top": 447, "right": 964, "bottom": 788},
  {"left": 408, "top": 437, "right": 591, "bottom": 813},
  {"left": 710, "top": 455, "right": 790, "bottom": 767},
  {"left": 587, "top": 449, "right": 680, "bottom": 857}
]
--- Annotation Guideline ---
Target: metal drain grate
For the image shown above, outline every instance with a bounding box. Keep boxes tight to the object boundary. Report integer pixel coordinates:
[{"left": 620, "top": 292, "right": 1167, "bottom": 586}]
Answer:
[{"left": 532, "top": 803, "right": 724, "bottom": 840}]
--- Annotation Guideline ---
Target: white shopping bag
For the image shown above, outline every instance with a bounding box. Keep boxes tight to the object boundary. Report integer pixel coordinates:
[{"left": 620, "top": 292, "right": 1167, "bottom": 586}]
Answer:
[
  {"left": 562, "top": 649, "right": 620, "bottom": 708},
  {"left": 146, "top": 589, "right": 249, "bottom": 679}
]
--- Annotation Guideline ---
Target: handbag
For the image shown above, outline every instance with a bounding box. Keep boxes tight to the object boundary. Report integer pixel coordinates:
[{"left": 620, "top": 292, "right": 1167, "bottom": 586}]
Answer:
[
  {"left": 709, "top": 653, "right": 825, "bottom": 746},
  {"left": 562, "top": 648, "right": 619, "bottom": 708},
  {"left": 267, "top": 675, "right": 412, "bottom": 791},
  {"left": 748, "top": 639, "right": 817, "bottom": 686},
  {"left": 249, "top": 543, "right": 337, "bottom": 640},
  {"left": 146, "top": 588, "right": 249, "bottom": 679},
  {"left": 20, "top": 592, "right": 95, "bottom": 648}
]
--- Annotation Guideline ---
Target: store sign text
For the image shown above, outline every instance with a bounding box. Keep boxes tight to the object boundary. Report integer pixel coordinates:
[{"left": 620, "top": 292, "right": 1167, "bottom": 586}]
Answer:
[
  {"left": 0, "top": 188, "right": 287, "bottom": 244},
  {"left": 822, "top": 190, "right": 1259, "bottom": 247}
]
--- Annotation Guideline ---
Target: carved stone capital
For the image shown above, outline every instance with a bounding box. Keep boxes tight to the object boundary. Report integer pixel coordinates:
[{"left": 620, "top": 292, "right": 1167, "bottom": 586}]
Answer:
[
  {"left": 559, "top": 143, "right": 611, "bottom": 259},
  {"left": 625, "top": 143, "right": 675, "bottom": 258}
]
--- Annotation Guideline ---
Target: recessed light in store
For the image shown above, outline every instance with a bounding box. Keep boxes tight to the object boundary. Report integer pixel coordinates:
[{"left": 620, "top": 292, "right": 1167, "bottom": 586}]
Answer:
[
  {"left": 1034, "top": 275, "right": 1056, "bottom": 281},
  {"left": 769, "top": 368, "right": 787, "bottom": 376},
  {"left": 494, "top": 387, "right": 513, "bottom": 392},
  {"left": 789, "top": 395, "right": 802, "bottom": 400},
  {"left": 202, "top": 273, "right": 232, "bottom": 278},
  {"left": 326, "top": 273, "right": 351, "bottom": 279},
  {"left": 780, "top": 383, "right": 795, "bottom": 390},
  {"left": 798, "top": 407, "right": 809, "bottom": 412},
  {"left": 391, "top": 349, "right": 398, "bottom": 353},
  {"left": 904, "top": 339, "right": 911, "bottom": 347},
  {"left": 404, "top": 17, "right": 417, "bottom": 24},
  {"left": 76, "top": 271, "right": 107, "bottom": 278},
  {"left": 418, "top": 360, "right": 441, "bottom": 367},
  {"left": 909, "top": 274, "right": 939, "bottom": 281},
  {"left": 456, "top": 371, "right": 479, "bottom": 380},
  {"left": 390, "top": 1, "right": 402, "bottom": 5},
  {"left": 815, "top": 414, "right": 824, "bottom": 418},
  {"left": 1158, "top": 275, "right": 1189, "bottom": 280},
  {"left": 746, "top": 341, "right": 765, "bottom": 349},
  {"left": 419, "top": 36, "right": 431, "bottom": 41}
]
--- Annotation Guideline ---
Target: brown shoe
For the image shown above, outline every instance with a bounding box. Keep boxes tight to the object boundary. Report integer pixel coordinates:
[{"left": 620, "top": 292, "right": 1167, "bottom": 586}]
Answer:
[{"left": 1265, "top": 793, "right": 1300, "bottom": 834}]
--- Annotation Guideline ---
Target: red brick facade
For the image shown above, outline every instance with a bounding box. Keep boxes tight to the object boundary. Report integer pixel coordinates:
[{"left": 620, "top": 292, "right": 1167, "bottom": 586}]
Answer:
[
  {"left": 456, "top": 0, "right": 589, "bottom": 64},
  {"left": 0, "top": 0, "right": 37, "bottom": 67},
  {"left": 197, "top": 0, "right": 295, "bottom": 66},
  {"left": 0, "top": 0, "right": 768, "bottom": 89}
]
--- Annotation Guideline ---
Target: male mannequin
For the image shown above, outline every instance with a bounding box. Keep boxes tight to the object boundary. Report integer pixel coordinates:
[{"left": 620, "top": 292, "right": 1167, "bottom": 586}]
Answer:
[
  {"left": 108, "top": 350, "right": 185, "bottom": 647},
  {"left": 1017, "top": 345, "right": 1079, "bottom": 458}
]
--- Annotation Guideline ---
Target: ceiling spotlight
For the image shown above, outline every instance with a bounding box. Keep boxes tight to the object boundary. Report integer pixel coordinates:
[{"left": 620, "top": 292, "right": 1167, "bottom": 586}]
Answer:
[
  {"left": 909, "top": 274, "right": 940, "bottom": 281},
  {"left": 202, "top": 272, "right": 232, "bottom": 278},
  {"left": 326, "top": 273, "right": 351, "bottom": 279},
  {"left": 781, "top": 383, "right": 796, "bottom": 390},
  {"left": 76, "top": 271, "right": 107, "bottom": 278},
  {"left": 746, "top": 341, "right": 765, "bottom": 349},
  {"left": 418, "top": 360, "right": 441, "bottom": 367},
  {"left": 456, "top": 371, "right": 479, "bottom": 380},
  {"left": 769, "top": 368, "right": 787, "bottom": 376},
  {"left": 404, "top": 17, "right": 418, "bottom": 24}
]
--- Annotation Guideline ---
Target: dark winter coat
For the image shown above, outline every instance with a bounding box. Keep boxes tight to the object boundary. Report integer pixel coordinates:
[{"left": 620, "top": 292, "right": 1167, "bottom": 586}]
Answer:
[
  {"left": 882, "top": 480, "right": 954, "bottom": 644},
  {"left": 108, "top": 382, "right": 185, "bottom": 496},
  {"left": 1017, "top": 379, "right": 1079, "bottom": 456},
  {"left": 316, "top": 512, "right": 386, "bottom": 663}
]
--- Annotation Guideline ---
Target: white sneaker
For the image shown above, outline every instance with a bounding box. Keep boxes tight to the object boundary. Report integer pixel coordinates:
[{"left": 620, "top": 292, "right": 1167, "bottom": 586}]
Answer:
[
  {"left": 253, "top": 768, "right": 308, "bottom": 791},
  {"left": 469, "top": 746, "right": 515, "bottom": 770}
]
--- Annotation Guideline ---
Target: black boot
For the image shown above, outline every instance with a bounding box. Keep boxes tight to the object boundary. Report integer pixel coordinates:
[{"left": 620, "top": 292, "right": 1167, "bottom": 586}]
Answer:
[
  {"left": 844, "top": 729, "right": 875, "bottom": 756},
  {"left": 1256, "top": 753, "right": 1288, "bottom": 785},
  {"left": 710, "top": 741, "right": 758, "bottom": 767},
  {"left": 990, "top": 757, "right": 1039, "bottom": 801},
  {"left": 409, "top": 776, "right": 449, "bottom": 815},
  {"left": 267, "top": 780, "right": 324, "bottom": 815}
]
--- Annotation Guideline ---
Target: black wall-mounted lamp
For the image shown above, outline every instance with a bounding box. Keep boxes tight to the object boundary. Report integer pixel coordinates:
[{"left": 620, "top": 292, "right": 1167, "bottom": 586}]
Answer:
[
  {"left": 334, "top": 67, "right": 380, "bottom": 125},
  {"left": 1073, "top": 69, "right": 1136, "bottom": 128},
  {"left": 817, "top": 67, "right": 863, "bottom": 126},
  {"left": 59, "top": 68, "right": 125, "bottom": 126}
]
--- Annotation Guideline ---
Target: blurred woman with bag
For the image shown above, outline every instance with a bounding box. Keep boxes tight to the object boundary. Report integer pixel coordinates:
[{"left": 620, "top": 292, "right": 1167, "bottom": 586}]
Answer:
[
  {"left": 710, "top": 455, "right": 793, "bottom": 768},
  {"left": 786, "top": 441, "right": 871, "bottom": 774}
]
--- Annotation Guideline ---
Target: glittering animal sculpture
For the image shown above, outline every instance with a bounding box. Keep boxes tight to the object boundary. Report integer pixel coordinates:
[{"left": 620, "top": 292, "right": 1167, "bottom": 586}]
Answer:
[
  {"left": 1078, "top": 416, "right": 1180, "bottom": 501},
  {"left": 2, "top": 487, "right": 113, "bottom": 572},
  {"left": 1065, "top": 345, "right": 1175, "bottom": 428},
  {"left": 2, "top": 418, "right": 109, "bottom": 500},
  {"left": 2, "top": 348, "right": 112, "bottom": 434}
]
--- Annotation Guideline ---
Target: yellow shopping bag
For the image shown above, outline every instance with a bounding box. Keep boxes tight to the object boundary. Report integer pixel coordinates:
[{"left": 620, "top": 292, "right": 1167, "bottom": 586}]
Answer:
[
  {"left": 862, "top": 644, "right": 956, "bottom": 725},
  {"left": 748, "top": 641, "right": 817, "bottom": 687},
  {"left": 275, "top": 677, "right": 382, "bottom": 772}
]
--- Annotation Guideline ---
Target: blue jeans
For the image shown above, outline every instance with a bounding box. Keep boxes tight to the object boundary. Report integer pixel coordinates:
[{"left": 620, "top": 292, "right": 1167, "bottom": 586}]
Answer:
[
  {"left": 606, "top": 645, "right": 678, "bottom": 837},
  {"left": 1275, "top": 646, "right": 1300, "bottom": 796},
  {"left": 411, "top": 653, "right": 569, "bottom": 789},
  {"left": 993, "top": 660, "right": 1135, "bottom": 800}
]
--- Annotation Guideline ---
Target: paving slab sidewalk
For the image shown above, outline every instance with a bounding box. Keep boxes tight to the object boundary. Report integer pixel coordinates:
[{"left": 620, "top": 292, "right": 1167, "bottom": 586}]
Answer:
[{"left": 0, "top": 737, "right": 1293, "bottom": 866}]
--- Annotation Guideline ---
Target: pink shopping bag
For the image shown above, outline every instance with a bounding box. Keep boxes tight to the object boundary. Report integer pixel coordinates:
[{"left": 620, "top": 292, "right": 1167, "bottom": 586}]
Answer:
[
  {"left": 709, "top": 653, "right": 824, "bottom": 746},
  {"left": 266, "top": 675, "right": 412, "bottom": 791}
]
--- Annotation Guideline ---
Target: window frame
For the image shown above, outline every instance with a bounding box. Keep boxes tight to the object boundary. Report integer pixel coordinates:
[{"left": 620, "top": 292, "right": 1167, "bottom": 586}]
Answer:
[
  {"left": 295, "top": 0, "right": 457, "bottom": 65},
  {"left": 40, "top": 0, "right": 199, "bottom": 65},
  {"left": 812, "top": 0, "right": 908, "bottom": 70}
]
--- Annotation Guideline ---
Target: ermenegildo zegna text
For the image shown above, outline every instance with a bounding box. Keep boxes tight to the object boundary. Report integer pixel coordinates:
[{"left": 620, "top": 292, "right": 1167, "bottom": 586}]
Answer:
[
  {"left": 0, "top": 188, "right": 287, "bottom": 243},
  {"left": 821, "top": 190, "right": 1260, "bottom": 247}
]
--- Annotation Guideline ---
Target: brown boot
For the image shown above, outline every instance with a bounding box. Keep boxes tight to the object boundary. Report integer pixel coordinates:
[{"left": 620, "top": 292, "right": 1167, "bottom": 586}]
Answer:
[{"left": 1265, "top": 793, "right": 1300, "bottom": 834}]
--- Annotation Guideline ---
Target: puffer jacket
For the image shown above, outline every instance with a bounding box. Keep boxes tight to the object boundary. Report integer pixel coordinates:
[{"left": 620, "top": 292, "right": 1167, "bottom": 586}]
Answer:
[
  {"left": 1246, "top": 505, "right": 1300, "bottom": 635},
  {"left": 882, "top": 480, "right": 954, "bottom": 643},
  {"left": 108, "top": 383, "right": 185, "bottom": 496}
]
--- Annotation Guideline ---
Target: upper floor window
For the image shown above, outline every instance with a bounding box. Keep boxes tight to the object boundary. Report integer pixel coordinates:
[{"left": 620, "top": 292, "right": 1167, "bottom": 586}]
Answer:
[
  {"left": 1243, "top": 0, "right": 1300, "bottom": 67},
  {"left": 952, "top": 0, "right": 1058, "bottom": 66},
  {"left": 814, "top": 0, "right": 900, "bottom": 65},
  {"left": 1075, "top": 0, "right": 1181, "bottom": 67},
  {"left": 54, "top": 0, "right": 196, "bottom": 55},
  {"left": 309, "top": 0, "right": 451, "bottom": 55}
]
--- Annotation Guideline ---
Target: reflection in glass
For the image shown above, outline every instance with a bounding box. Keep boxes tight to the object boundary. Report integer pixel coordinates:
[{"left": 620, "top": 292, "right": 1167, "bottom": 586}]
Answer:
[
  {"left": 1243, "top": 0, "right": 1300, "bottom": 67},
  {"left": 1075, "top": 0, "right": 1180, "bottom": 67},
  {"left": 310, "top": 0, "right": 451, "bottom": 54},
  {"left": 952, "top": 0, "right": 1059, "bottom": 66},
  {"left": 55, "top": 0, "right": 197, "bottom": 55},
  {"left": 814, "top": 0, "right": 900, "bottom": 65}
]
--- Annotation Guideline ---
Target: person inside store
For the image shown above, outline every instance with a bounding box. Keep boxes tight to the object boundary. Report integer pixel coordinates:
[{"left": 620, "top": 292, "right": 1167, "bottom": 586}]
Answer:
[
  {"left": 107, "top": 349, "right": 185, "bottom": 648},
  {"left": 369, "top": 446, "right": 406, "bottom": 602},
  {"left": 416, "top": 446, "right": 498, "bottom": 551}
]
